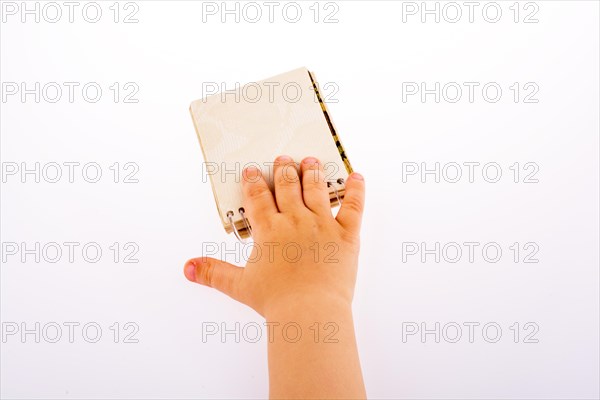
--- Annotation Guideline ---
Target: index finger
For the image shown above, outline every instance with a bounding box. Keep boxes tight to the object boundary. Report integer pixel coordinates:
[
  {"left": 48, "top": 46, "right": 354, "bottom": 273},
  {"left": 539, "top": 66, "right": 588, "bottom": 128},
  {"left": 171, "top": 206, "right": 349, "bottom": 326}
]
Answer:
[{"left": 241, "top": 166, "right": 278, "bottom": 227}]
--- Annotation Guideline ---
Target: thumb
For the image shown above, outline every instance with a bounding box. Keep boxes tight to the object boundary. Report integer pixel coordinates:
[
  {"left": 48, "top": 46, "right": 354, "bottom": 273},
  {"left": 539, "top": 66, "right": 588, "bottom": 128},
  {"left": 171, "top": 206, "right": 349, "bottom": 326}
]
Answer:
[
  {"left": 336, "top": 172, "right": 365, "bottom": 232},
  {"left": 184, "top": 257, "right": 244, "bottom": 301}
]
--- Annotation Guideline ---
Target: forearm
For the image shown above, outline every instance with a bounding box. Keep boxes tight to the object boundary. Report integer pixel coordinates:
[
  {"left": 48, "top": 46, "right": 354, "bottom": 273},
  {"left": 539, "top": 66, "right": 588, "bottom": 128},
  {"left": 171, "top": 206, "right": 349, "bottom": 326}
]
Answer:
[{"left": 266, "top": 299, "right": 366, "bottom": 399}]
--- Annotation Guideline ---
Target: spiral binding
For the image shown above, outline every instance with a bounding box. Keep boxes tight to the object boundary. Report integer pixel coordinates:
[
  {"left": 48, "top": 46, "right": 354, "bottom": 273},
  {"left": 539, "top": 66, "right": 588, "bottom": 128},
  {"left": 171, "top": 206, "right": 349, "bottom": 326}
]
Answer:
[
  {"left": 226, "top": 209, "right": 251, "bottom": 243},
  {"left": 227, "top": 178, "right": 346, "bottom": 243},
  {"left": 327, "top": 178, "right": 345, "bottom": 206}
]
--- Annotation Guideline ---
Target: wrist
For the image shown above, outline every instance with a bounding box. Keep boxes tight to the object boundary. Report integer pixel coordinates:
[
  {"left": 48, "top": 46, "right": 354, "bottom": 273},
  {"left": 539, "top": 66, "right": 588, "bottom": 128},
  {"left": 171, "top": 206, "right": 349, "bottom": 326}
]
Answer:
[{"left": 264, "top": 291, "right": 353, "bottom": 322}]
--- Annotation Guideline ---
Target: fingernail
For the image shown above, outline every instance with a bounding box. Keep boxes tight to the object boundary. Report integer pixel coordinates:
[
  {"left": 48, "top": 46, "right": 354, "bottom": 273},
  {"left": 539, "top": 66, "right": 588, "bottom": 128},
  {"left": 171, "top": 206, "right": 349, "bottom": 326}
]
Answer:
[
  {"left": 276, "top": 155, "right": 292, "bottom": 163},
  {"left": 302, "top": 157, "right": 318, "bottom": 166},
  {"left": 184, "top": 262, "right": 196, "bottom": 281},
  {"left": 351, "top": 172, "right": 364, "bottom": 181}
]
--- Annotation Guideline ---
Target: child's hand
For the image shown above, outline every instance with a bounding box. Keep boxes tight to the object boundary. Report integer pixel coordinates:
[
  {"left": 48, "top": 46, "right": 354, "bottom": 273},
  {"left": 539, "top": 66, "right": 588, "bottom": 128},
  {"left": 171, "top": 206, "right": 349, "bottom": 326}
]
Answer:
[
  {"left": 184, "top": 155, "right": 367, "bottom": 398},
  {"left": 184, "top": 155, "right": 365, "bottom": 319}
]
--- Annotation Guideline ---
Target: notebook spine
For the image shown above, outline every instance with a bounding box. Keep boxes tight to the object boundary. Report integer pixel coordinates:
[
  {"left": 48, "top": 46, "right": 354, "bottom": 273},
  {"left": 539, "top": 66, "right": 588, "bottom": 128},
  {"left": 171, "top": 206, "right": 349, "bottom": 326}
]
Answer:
[{"left": 307, "top": 71, "right": 353, "bottom": 175}]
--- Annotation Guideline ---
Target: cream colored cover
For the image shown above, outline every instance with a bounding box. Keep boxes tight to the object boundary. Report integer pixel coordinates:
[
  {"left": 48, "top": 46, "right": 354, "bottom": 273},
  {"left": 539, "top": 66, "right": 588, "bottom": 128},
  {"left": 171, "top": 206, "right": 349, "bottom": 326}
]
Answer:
[{"left": 189, "top": 67, "right": 351, "bottom": 236}]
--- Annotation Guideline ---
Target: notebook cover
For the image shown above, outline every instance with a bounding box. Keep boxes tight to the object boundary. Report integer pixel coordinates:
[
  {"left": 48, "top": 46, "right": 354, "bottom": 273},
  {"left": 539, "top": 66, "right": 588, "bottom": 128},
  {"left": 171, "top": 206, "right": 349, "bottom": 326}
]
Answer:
[{"left": 190, "top": 67, "right": 351, "bottom": 236}]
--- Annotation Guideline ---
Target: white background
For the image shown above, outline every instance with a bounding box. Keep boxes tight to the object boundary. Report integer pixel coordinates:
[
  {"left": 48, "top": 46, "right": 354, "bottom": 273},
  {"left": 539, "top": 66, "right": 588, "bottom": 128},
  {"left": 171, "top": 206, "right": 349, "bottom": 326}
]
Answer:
[{"left": 1, "top": 1, "right": 599, "bottom": 399}]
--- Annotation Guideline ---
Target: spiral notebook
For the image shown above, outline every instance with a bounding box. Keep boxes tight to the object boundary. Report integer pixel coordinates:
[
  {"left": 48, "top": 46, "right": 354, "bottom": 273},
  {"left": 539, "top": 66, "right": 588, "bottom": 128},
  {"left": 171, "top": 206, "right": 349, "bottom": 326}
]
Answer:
[{"left": 189, "top": 67, "right": 352, "bottom": 240}]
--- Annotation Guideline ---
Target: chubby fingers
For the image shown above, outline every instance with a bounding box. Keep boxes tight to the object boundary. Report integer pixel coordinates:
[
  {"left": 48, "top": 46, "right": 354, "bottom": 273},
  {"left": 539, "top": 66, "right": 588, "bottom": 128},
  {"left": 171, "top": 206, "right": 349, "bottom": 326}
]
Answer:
[
  {"left": 336, "top": 172, "right": 365, "bottom": 232},
  {"left": 273, "top": 155, "right": 304, "bottom": 213},
  {"left": 300, "top": 157, "right": 331, "bottom": 215},
  {"left": 241, "top": 166, "right": 278, "bottom": 228}
]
